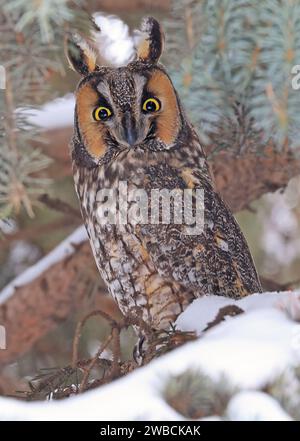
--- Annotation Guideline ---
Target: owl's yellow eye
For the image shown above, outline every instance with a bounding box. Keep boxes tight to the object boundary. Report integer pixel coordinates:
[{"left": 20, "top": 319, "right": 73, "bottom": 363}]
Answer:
[
  {"left": 142, "top": 97, "right": 161, "bottom": 113},
  {"left": 93, "top": 106, "right": 112, "bottom": 121}
]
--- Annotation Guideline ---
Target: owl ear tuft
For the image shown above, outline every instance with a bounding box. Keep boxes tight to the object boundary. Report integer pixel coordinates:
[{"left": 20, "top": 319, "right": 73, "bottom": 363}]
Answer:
[
  {"left": 65, "top": 33, "right": 97, "bottom": 76},
  {"left": 135, "top": 17, "right": 164, "bottom": 64}
]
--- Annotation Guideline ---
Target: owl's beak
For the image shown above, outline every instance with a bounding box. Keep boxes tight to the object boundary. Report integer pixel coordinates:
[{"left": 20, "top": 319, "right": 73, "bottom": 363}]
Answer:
[{"left": 122, "top": 112, "right": 138, "bottom": 146}]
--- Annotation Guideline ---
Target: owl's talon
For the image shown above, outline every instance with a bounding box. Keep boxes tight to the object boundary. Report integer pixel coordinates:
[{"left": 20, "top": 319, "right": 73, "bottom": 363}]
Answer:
[{"left": 133, "top": 335, "right": 147, "bottom": 365}]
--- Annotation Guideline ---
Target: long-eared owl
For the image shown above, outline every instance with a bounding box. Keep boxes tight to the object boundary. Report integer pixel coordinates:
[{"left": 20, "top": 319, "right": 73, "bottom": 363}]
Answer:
[{"left": 66, "top": 17, "right": 262, "bottom": 343}]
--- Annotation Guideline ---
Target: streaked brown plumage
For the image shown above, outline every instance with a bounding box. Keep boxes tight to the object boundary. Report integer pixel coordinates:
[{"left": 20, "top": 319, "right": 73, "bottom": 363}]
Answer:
[{"left": 66, "top": 17, "right": 262, "bottom": 348}]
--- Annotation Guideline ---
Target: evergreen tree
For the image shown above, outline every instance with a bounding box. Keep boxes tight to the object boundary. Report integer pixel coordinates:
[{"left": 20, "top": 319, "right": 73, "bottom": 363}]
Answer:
[
  {"left": 0, "top": 0, "right": 89, "bottom": 218},
  {"left": 165, "top": 0, "right": 300, "bottom": 153}
]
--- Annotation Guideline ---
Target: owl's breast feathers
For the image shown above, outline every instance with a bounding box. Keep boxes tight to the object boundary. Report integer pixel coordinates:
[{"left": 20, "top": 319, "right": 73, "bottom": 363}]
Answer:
[{"left": 72, "top": 138, "right": 262, "bottom": 330}]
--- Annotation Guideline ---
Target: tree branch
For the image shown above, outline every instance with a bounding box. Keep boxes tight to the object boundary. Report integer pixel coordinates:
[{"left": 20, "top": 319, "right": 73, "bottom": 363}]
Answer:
[
  {"left": 209, "top": 145, "right": 300, "bottom": 212},
  {"left": 0, "top": 241, "right": 120, "bottom": 367}
]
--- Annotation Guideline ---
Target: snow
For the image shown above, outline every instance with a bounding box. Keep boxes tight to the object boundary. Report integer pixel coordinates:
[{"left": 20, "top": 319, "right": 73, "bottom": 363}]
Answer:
[
  {"left": 177, "top": 307, "right": 299, "bottom": 389},
  {"left": 0, "top": 219, "right": 17, "bottom": 235},
  {"left": 176, "top": 291, "right": 292, "bottom": 334},
  {"left": 260, "top": 177, "right": 300, "bottom": 275},
  {"left": 93, "top": 14, "right": 134, "bottom": 66},
  {"left": 226, "top": 391, "right": 292, "bottom": 421},
  {"left": 0, "top": 225, "right": 87, "bottom": 304},
  {"left": 277, "top": 292, "right": 300, "bottom": 322},
  {"left": 0, "top": 290, "right": 299, "bottom": 420},
  {"left": 20, "top": 94, "right": 75, "bottom": 130}
]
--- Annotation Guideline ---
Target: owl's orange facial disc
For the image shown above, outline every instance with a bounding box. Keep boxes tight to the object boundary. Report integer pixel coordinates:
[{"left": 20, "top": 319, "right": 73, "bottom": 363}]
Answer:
[
  {"left": 76, "top": 83, "right": 107, "bottom": 159},
  {"left": 147, "top": 69, "right": 180, "bottom": 146}
]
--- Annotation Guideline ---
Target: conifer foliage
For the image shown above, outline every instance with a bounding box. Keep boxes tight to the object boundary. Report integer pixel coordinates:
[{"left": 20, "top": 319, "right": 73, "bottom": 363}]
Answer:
[
  {"left": 0, "top": 0, "right": 88, "bottom": 218},
  {"left": 165, "top": 0, "right": 300, "bottom": 153}
]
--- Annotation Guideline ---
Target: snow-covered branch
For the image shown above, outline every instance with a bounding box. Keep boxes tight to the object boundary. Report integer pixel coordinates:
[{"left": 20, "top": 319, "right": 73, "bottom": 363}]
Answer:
[
  {"left": 0, "top": 227, "right": 118, "bottom": 366},
  {"left": 0, "top": 291, "right": 299, "bottom": 420}
]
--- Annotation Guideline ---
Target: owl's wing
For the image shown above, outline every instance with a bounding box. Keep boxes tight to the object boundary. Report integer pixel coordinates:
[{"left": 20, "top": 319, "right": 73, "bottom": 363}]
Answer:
[{"left": 133, "top": 184, "right": 262, "bottom": 299}]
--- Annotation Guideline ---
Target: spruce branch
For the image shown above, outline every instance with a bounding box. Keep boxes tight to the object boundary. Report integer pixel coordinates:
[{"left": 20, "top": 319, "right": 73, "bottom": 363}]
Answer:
[
  {"left": 266, "top": 366, "right": 300, "bottom": 420},
  {"left": 0, "top": 1, "right": 90, "bottom": 219},
  {"left": 3, "top": 0, "right": 87, "bottom": 43},
  {"left": 164, "top": 369, "right": 236, "bottom": 419},
  {"left": 166, "top": 0, "right": 300, "bottom": 152}
]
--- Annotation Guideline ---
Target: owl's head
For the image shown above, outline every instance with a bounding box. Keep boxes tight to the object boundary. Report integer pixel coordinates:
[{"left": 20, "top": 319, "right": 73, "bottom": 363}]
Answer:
[{"left": 66, "top": 17, "right": 186, "bottom": 166}]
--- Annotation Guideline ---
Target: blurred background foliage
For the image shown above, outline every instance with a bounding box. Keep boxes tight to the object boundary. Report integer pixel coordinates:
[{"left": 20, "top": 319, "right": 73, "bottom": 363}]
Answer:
[
  {"left": 0, "top": 0, "right": 300, "bottom": 396},
  {"left": 166, "top": 0, "right": 300, "bottom": 151}
]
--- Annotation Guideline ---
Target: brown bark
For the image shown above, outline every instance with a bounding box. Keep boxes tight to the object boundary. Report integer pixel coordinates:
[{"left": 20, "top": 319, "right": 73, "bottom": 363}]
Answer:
[
  {"left": 209, "top": 147, "right": 300, "bottom": 212},
  {"left": 0, "top": 242, "right": 119, "bottom": 367}
]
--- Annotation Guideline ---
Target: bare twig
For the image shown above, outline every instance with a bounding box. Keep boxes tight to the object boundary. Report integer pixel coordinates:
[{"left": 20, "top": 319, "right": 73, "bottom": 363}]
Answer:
[
  {"left": 110, "top": 327, "right": 122, "bottom": 379},
  {"left": 79, "top": 332, "right": 114, "bottom": 393},
  {"left": 38, "top": 194, "right": 81, "bottom": 219},
  {"left": 1, "top": 217, "right": 79, "bottom": 247},
  {"left": 72, "top": 309, "right": 119, "bottom": 368},
  {"left": 0, "top": 241, "right": 119, "bottom": 367}
]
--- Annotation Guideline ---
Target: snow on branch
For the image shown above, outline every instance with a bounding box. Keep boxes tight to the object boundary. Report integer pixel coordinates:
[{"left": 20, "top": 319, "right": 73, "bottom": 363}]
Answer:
[
  {"left": 0, "top": 291, "right": 300, "bottom": 420},
  {"left": 0, "top": 227, "right": 117, "bottom": 367},
  {"left": 0, "top": 226, "right": 87, "bottom": 305}
]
